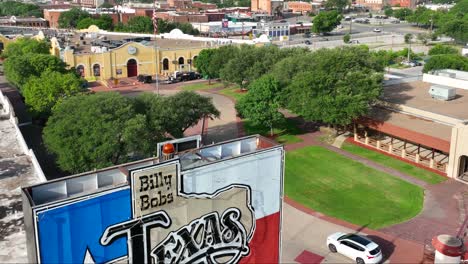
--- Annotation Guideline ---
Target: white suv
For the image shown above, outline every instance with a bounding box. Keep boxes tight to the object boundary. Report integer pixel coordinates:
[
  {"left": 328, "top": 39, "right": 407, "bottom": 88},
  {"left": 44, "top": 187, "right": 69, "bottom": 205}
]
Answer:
[{"left": 327, "top": 232, "right": 383, "bottom": 264}]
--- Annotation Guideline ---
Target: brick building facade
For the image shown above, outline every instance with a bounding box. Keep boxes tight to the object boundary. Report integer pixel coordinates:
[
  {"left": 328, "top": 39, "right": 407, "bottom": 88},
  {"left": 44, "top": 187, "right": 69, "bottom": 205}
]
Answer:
[{"left": 285, "top": 1, "right": 313, "bottom": 13}]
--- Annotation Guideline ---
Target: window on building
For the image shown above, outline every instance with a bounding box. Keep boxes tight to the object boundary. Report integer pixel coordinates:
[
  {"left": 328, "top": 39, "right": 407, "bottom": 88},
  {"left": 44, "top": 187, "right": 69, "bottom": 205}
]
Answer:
[
  {"left": 93, "top": 64, "right": 100, "bottom": 77},
  {"left": 76, "top": 65, "right": 85, "bottom": 77},
  {"left": 178, "top": 57, "right": 185, "bottom": 65},
  {"left": 163, "top": 58, "right": 169, "bottom": 70}
]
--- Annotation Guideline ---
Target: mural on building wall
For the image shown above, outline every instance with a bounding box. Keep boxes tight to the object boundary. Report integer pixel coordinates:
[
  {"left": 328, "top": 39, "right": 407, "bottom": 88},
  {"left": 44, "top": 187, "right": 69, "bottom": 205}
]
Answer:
[{"left": 26, "top": 139, "right": 283, "bottom": 264}]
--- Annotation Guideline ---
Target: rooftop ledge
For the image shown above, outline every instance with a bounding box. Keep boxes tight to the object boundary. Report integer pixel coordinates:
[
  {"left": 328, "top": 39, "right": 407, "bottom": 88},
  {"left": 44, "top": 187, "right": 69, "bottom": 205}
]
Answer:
[{"left": 22, "top": 135, "right": 280, "bottom": 207}]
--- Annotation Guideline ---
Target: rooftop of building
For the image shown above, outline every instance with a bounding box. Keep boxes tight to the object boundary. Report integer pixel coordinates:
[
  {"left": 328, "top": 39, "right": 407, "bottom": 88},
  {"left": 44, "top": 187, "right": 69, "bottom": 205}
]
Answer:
[
  {"left": 381, "top": 80, "right": 468, "bottom": 121},
  {"left": 0, "top": 86, "right": 40, "bottom": 262},
  {"left": 364, "top": 107, "right": 452, "bottom": 151},
  {"left": 0, "top": 16, "right": 46, "bottom": 23},
  {"left": 23, "top": 135, "right": 279, "bottom": 207},
  {"left": 66, "top": 32, "right": 213, "bottom": 54}
]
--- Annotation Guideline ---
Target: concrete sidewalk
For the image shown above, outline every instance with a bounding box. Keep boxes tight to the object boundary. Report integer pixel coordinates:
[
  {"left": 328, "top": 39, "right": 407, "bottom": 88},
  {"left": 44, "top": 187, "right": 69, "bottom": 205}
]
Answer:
[{"left": 283, "top": 198, "right": 425, "bottom": 264}]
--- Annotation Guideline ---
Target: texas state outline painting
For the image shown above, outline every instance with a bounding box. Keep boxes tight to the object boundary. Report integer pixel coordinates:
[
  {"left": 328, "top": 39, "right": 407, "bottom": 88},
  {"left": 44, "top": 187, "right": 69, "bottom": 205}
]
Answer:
[{"left": 35, "top": 157, "right": 282, "bottom": 264}]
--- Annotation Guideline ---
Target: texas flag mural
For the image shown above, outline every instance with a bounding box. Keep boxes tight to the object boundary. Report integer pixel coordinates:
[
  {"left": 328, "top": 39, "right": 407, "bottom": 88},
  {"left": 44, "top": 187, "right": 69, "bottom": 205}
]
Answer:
[{"left": 23, "top": 136, "right": 284, "bottom": 264}]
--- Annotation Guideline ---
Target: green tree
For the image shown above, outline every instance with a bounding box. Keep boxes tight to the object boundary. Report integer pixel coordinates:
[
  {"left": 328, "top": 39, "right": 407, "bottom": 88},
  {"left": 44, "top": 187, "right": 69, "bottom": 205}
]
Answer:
[
  {"left": 99, "top": 2, "right": 114, "bottom": 8},
  {"left": 4, "top": 53, "right": 67, "bottom": 89},
  {"left": 76, "top": 17, "right": 95, "bottom": 29},
  {"left": 77, "top": 15, "right": 113, "bottom": 30},
  {"left": 423, "top": 54, "right": 468, "bottom": 73},
  {"left": 417, "top": 33, "right": 430, "bottom": 45},
  {"left": 208, "top": 45, "right": 239, "bottom": 80},
  {"left": 384, "top": 6, "right": 393, "bottom": 17},
  {"left": 428, "top": 44, "right": 459, "bottom": 55},
  {"left": 0, "top": 1, "right": 42, "bottom": 17},
  {"left": 325, "top": 0, "right": 349, "bottom": 12},
  {"left": 343, "top": 33, "right": 351, "bottom": 43},
  {"left": 439, "top": 18, "right": 468, "bottom": 44},
  {"left": 43, "top": 92, "right": 148, "bottom": 173},
  {"left": 58, "top": 8, "right": 91, "bottom": 28},
  {"left": 133, "top": 93, "right": 168, "bottom": 155},
  {"left": 236, "top": 75, "right": 285, "bottom": 136},
  {"left": 1, "top": 38, "right": 50, "bottom": 59},
  {"left": 125, "top": 16, "right": 154, "bottom": 33},
  {"left": 286, "top": 47, "right": 384, "bottom": 128},
  {"left": 96, "top": 14, "right": 114, "bottom": 30},
  {"left": 194, "top": 49, "right": 216, "bottom": 83},
  {"left": 220, "top": 45, "right": 256, "bottom": 88},
  {"left": 393, "top": 8, "right": 413, "bottom": 21},
  {"left": 220, "top": 45, "right": 293, "bottom": 89},
  {"left": 164, "top": 91, "right": 220, "bottom": 138},
  {"left": 312, "top": 10, "right": 342, "bottom": 34},
  {"left": 22, "top": 70, "right": 83, "bottom": 117}
]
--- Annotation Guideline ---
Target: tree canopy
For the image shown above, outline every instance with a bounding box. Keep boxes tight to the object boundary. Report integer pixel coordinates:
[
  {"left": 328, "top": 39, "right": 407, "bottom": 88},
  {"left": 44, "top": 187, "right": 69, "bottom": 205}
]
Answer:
[
  {"left": 194, "top": 49, "right": 217, "bottom": 82},
  {"left": 0, "top": 1, "right": 42, "bottom": 17},
  {"left": 428, "top": 44, "right": 459, "bottom": 55},
  {"left": 22, "top": 70, "right": 83, "bottom": 118},
  {"left": 43, "top": 92, "right": 147, "bottom": 173},
  {"left": 423, "top": 54, "right": 468, "bottom": 73},
  {"left": 43, "top": 91, "right": 220, "bottom": 173},
  {"left": 312, "top": 10, "right": 342, "bottom": 34},
  {"left": 1, "top": 38, "right": 50, "bottom": 59},
  {"left": 164, "top": 91, "right": 220, "bottom": 138},
  {"left": 76, "top": 14, "right": 113, "bottom": 30},
  {"left": 286, "top": 47, "right": 384, "bottom": 127},
  {"left": 324, "top": 0, "right": 349, "bottom": 13},
  {"left": 235, "top": 75, "right": 285, "bottom": 135},
  {"left": 4, "top": 53, "right": 67, "bottom": 89},
  {"left": 114, "top": 16, "right": 199, "bottom": 35},
  {"left": 393, "top": 8, "right": 413, "bottom": 21},
  {"left": 58, "top": 8, "right": 91, "bottom": 28}
]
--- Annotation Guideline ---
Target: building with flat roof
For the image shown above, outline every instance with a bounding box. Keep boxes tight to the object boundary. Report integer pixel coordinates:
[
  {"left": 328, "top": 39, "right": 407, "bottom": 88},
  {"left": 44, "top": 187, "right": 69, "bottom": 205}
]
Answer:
[
  {"left": 251, "top": 0, "right": 284, "bottom": 15},
  {"left": 57, "top": 27, "right": 254, "bottom": 80},
  {"left": 0, "top": 16, "right": 48, "bottom": 28},
  {"left": 353, "top": 71, "right": 468, "bottom": 180}
]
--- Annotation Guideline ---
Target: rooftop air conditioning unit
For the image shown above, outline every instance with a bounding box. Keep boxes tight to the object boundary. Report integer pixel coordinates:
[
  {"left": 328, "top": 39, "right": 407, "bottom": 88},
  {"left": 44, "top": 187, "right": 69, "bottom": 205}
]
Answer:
[{"left": 429, "top": 85, "right": 456, "bottom": 101}]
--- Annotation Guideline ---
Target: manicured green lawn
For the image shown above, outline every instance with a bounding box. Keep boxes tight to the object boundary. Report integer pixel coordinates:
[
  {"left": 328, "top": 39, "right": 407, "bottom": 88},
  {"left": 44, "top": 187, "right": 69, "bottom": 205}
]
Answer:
[
  {"left": 244, "top": 118, "right": 303, "bottom": 144},
  {"left": 218, "top": 86, "right": 246, "bottom": 102},
  {"left": 180, "top": 82, "right": 224, "bottom": 91},
  {"left": 285, "top": 146, "right": 424, "bottom": 229},
  {"left": 342, "top": 142, "right": 446, "bottom": 184}
]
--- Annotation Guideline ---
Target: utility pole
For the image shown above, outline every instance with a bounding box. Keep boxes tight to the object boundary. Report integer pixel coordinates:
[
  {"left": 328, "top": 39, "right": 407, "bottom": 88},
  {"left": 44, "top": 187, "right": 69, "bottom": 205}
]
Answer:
[
  {"left": 242, "top": 22, "right": 244, "bottom": 40},
  {"left": 153, "top": 1, "right": 159, "bottom": 95}
]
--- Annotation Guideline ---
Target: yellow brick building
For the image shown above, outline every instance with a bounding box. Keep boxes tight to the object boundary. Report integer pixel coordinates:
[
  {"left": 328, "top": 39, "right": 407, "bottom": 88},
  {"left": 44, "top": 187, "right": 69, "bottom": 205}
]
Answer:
[{"left": 62, "top": 39, "right": 208, "bottom": 81}]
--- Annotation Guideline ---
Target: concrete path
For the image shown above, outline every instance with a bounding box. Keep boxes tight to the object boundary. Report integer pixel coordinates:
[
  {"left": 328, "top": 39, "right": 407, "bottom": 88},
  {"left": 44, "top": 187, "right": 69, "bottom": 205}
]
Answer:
[
  {"left": 283, "top": 119, "right": 467, "bottom": 247},
  {"left": 283, "top": 198, "right": 425, "bottom": 263},
  {"left": 332, "top": 133, "right": 351, "bottom": 148}
]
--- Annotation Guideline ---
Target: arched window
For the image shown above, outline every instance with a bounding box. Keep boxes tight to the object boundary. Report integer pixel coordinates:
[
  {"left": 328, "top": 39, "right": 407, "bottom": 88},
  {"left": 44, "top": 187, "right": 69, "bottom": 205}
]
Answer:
[
  {"left": 76, "top": 65, "right": 85, "bottom": 77},
  {"left": 192, "top": 56, "right": 198, "bottom": 66},
  {"left": 163, "top": 58, "right": 169, "bottom": 70},
  {"left": 178, "top": 57, "right": 185, "bottom": 65},
  {"left": 93, "top": 64, "right": 100, "bottom": 77}
]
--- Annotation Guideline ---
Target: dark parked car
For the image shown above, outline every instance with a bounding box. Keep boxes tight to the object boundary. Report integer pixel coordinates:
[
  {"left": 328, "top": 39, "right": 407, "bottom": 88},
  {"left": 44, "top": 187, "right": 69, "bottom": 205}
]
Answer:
[
  {"left": 137, "top": 74, "right": 152, "bottom": 83},
  {"left": 304, "top": 40, "right": 312, "bottom": 45},
  {"left": 175, "top": 71, "right": 202, "bottom": 82}
]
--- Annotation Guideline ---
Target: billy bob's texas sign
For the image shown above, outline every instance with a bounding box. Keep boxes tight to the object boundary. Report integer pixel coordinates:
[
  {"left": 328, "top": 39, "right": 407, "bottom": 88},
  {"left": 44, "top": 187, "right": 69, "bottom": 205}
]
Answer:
[{"left": 21, "top": 136, "right": 284, "bottom": 264}]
